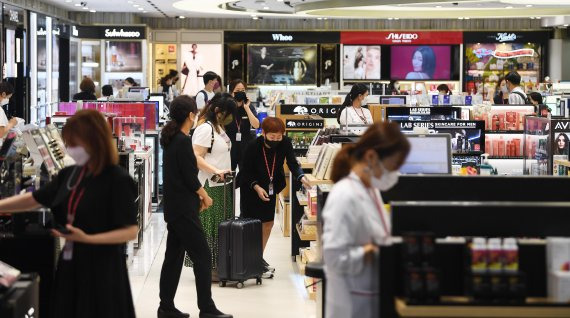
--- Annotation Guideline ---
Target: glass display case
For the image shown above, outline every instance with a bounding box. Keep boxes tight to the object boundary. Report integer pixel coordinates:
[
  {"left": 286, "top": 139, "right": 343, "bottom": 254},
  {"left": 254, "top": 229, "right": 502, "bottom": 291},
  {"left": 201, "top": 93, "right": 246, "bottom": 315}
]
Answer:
[
  {"left": 113, "top": 117, "right": 146, "bottom": 152},
  {"left": 524, "top": 116, "right": 550, "bottom": 175},
  {"left": 81, "top": 40, "right": 101, "bottom": 88},
  {"left": 69, "top": 39, "right": 79, "bottom": 98}
]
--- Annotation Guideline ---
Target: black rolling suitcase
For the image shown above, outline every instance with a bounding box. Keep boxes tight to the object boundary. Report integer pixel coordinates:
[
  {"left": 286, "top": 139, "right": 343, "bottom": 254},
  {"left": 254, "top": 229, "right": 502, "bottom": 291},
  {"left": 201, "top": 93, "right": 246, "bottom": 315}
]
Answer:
[{"left": 217, "top": 217, "right": 265, "bottom": 288}]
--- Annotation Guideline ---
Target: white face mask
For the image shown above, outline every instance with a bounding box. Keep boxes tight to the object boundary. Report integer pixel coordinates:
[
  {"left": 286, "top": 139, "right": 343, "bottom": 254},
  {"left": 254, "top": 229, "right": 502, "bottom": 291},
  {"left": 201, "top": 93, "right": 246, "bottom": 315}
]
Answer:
[
  {"left": 66, "top": 146, "right": 90, "bottom": 166},
  {"left": 1, "top": 99, "right": 9, "bottom": 106},
  {"left": 370, "top": 160, "right": 400, "bottom": 191}
]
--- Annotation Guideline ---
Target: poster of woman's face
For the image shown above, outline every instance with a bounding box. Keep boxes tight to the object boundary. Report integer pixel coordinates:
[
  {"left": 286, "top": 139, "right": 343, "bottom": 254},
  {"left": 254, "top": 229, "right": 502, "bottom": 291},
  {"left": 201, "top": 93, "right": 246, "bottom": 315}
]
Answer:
[
  {"left": 342, "top": 45, "right": 381, "bottom": 80},
  {"left": 554, "top": 133, "right": 570, "bottom": 156}
]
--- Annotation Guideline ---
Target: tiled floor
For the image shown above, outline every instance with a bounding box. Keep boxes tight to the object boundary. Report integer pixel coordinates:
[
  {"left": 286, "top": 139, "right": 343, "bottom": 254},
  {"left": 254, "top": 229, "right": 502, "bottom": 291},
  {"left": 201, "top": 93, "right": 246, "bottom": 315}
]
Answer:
[{"left": 129, "top": 213, "right": 316, "bottom": 318}]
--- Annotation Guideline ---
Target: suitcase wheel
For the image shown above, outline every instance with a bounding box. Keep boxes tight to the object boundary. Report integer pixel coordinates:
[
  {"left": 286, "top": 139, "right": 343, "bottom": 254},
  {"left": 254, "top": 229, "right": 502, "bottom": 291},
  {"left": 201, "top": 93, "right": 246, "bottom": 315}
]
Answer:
[
  {"left": 236, "top": 282, "right": 244, "bottom": 289},
  {"left": 256, "top": 278, "right": 262, "bottom": 285},
  {"left": 219, "top": 281, "right": 227, "bottom": 287}
]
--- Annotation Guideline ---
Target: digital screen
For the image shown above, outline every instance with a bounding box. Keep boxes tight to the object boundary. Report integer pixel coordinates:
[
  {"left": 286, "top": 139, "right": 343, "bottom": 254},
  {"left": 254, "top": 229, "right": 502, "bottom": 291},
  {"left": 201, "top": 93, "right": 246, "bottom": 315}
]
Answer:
[
  {"left": 105, "top": 41, "right": 143, "bottom": 72},
  {"left": 400, "top": 135, "right": 451, "bottom": 174},
  {"left": 343, "top": 45, "right": 381, "bottom": 80},
  {"left": 391, "top": 45, "right": 452, "bottom": 80},
  {"left": 247, "top": 44, "right": 317, "bottom": 85},
  {"left": 380, "top": 97, "right": 406, "bottom": 105}
]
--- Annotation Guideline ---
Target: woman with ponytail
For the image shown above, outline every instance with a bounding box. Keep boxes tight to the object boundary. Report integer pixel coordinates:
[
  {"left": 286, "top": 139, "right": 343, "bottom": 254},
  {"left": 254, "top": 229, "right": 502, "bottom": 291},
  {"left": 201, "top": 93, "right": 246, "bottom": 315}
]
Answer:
[
  {"left": 337, "top": 83, "right": 373, "bottom": 126},
  {"left": 322, "top": 122, "right": 410, "bottom": 318},
  {"left": 159, "top": 95, "right": 232, "bottom": 318}
]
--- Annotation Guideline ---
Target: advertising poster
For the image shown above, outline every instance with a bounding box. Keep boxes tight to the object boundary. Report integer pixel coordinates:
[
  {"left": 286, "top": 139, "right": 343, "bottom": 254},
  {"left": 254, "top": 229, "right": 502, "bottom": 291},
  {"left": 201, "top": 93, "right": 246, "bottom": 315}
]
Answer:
[
  {"left": 391, "top": 45, "right": 452, "bottom": 80},
  {"left": 398, "top": 120, "right": 485, "bottom": 154},
  {"left": 464, "top": 42, "right": 541, "bottom": 99},
  {"left": 321, "top": 44, "right": 338, "bottom": 85},
  {"left": 105, "top": 41, "right": 143, "bottom": 72},
  {"left": 247, "top": 45, "right": 317, "bottom": 85},
  {"left": 154, "top": 44, "right": 177, "bottom": 88},
  {"left": 343, "top": 45, "right": 381, "bottom": 80},
  {"left": 226, "top": 44, "right": 244, "bottom": 84},
  {"left": 180, "top": 43, "right": 222, "bottom": 96},
  {"left": 552, "top": 119, "right": 570, "bottom": 175}
]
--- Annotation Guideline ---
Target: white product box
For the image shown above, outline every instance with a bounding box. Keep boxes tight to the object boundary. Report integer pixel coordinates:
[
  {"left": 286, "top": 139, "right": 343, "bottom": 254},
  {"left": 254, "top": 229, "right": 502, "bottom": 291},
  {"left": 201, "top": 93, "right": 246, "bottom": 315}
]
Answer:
[
  {"left": 548, "top": 271, "right": 570, "bottom": 302},
  {"left": 546, "top": 238, "right": 570, "bottom": 272}
]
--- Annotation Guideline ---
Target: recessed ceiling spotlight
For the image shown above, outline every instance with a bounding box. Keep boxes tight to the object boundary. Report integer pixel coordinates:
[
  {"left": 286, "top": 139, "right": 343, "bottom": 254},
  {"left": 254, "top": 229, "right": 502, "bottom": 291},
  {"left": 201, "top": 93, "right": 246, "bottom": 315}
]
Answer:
[
  {"left": 277, "top": 0, "right": 283, "bottom": 1},
  {"left": 133, "top": 4, "right": 139, "bottom": 7},
  {"left": 526, "top": 4, "right": 533, "bottom": 7},
  {"left": 458, "top": 17, "right": 464, "bottom": 20},
  {"left": 530, "top": 16, "right": 535, "bottom": 19},
  {"left": 395, "top": 17, "right": 400, "bottom": 20},
  {"left": 138, "top": 7, "right": 144, "bottom": 10},
  {"left": 388, "top": 17, "right": 393, "bottom": 20},
  {"left": 74, "top": 3, "right": 81, "bottom": 6},
  {"left": 65, "top": 0, "right": 72, "bottom": 2},
  {"left": 464, "top": 17, "right": 470, "bottom": 20},
  {"left": 143, "top": 11, "right": 147, "bottom": 13},
  {"left": 435, "top": 5, "right": 442, "bottom": 8},
  {"left": 250, "top": 14, "right": 257, "bottom": 17},
  {"left": 252, "top": 16, "right": 259, "bottom": 20},
  {"left": 82, "top": 6, "right": 89, "bottom": 10},
  {"left": 263, "top": 6, "right": 269, "bottom": 10},
  {"left": 536, "top": 16, "right": 541, "bottom": 19},
  {"left": 317, "top": 17, "right": 323, "bottom": 20},
  {"left": 179, "top": 15, "right": 186, "bottom": 19},
  {"left": 127, "top": 0, "right": 133, "bottom": 3},
  {"left": 90, "top": 9, "right": 96, "bottom": 12},
  {"left": 564, "top": 24, "right": 569, "bottom": 27},
  {"left": 505, "top": 6, "right": 513, "bottom": 9},
  {"left": 324, "top": 17, "right": 328, "bottom": 20}
]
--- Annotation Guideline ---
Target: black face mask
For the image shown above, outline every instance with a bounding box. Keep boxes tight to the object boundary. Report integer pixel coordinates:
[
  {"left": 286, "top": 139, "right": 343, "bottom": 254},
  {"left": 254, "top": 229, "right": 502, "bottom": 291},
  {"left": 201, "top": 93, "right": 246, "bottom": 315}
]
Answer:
[
  {"left": 234, "top": 91, "right": 247, "bottom": 102},
  {"left": 264, "top": 138, "right": 281, "bottom": 149}
]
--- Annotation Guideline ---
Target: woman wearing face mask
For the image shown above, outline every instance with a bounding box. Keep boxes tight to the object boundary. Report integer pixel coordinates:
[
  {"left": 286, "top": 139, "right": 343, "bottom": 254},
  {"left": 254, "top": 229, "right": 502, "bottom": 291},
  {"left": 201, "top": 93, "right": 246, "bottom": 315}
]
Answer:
[
  {"left": 0, "top": 109, "right": 139, "bottom": 318},
  {"left": 493, "top": 77, "right": 509, "bottom": 104},
  {"left": 239, "top": 117, "right": 311, "bottom": 276},
  {"left": 338, "top": 83, "right": 373, "bottom": 127},
  {"left": 158, "top": 95, "right": 232, "bottom": 318},
  {"left": 188, "top": 92, "right": 236, "bottom": 279},
  {"left": 0, "top": 82, "right": 19, "bottom": 139},
  {"left": 322, "top": 122, "right": 410, "bottom": 318},
  {"left": 225, "top": 79, "right": 260, "bottom": 172}
]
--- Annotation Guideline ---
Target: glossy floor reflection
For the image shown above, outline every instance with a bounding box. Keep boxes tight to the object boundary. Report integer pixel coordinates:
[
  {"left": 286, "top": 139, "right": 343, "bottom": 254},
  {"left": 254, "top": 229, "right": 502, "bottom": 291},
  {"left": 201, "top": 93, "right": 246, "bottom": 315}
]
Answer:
[{"left": 128, "top": 213, "right": 316, "bottom": 318}]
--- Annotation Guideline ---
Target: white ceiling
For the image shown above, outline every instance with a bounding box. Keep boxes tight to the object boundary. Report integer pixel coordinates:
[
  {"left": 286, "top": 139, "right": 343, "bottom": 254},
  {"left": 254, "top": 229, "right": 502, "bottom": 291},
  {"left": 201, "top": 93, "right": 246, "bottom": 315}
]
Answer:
[{"left": 40, "top": 0, "right": 570, "bottom": 25}]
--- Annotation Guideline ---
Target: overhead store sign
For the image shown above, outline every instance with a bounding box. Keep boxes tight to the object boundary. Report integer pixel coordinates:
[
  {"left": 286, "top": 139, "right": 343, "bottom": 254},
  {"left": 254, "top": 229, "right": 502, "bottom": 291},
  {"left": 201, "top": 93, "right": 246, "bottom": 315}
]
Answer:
[
  {"left": 286, "top": 119, "right": 324, "bottom": 129},
  {"left": 474, "top": 48, "right": 535, "bottom": 59},
  {"left": 280, "top": 104, "right": 342, "bottom": 118},
  {"left": 464, "top": 31, "right": 551, "bottom": 44},
  {"left": 74, "top": 25, "right": 146, "bottom": 39},
  {"left": 224, "top": 31, "right": 340, "bottom": 43},
  {"left": 341, "top": 31, "right": 463, "bottom": 45}
]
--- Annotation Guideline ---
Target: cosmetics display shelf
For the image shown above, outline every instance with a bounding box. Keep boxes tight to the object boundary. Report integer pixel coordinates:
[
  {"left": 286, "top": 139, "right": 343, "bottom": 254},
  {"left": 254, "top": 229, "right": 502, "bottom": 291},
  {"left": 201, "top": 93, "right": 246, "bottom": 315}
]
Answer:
[
  {"left": 304, "top": 206, "right": 317, "bottom": 222},
  {"left": 296, "top": 191, "right": 308, "bottom": 206},
  {"left": 296, "top": 224, "right": 316, "bottom": 241}
]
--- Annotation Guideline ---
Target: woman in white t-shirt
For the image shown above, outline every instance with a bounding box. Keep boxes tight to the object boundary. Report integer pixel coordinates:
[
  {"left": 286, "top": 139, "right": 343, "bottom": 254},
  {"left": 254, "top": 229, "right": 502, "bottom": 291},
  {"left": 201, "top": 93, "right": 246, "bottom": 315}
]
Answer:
[
  {"left": 0, "top": 82, "right": 18, "bottom": 140},
  {"left": 187, "top": 93, "right": 237, "bottom": 280},
  {"left": 338, "top": 83, "right": 373, "bottom": 127}
]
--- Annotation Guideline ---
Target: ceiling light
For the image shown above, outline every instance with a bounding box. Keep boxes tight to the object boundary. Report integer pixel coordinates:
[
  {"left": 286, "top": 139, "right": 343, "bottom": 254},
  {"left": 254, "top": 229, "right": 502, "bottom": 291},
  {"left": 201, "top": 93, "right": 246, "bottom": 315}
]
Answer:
[
  {"left": 526, "top": 4, "right": 533, "bottom": 7},
  {"left": 252, "top": 16, "right": 259, "bottom": 20},
  {"left": 388, "top": 17, "right": 393, "bottom": 20},
  {"left": 536, "top": 16, "right": 541, "bottom": 19},
  {"left": 143, "top": 11, "right": 147, "bottom": 13},
  {"left": 464, "top": 17, "right": 470, "bottom": 20},
  {"left": 435, "top": 5, "right": 442, "bottom": 8},
  {"left": 324, "top": 17, "right": 328, "bottom": 20},
  {"left": 133, "top": 4, "right": 139, "bottom": 7},
  {"left": 82, "top": 6, "right": 89, "bottom": 10},
  {"left": 565, "top": 24, "right": 569, "bottom": 27},
  {"left": 505, "top": 6, "right": 513, "bottom": 9},
  {"left": 530, "top": 17, "right": 535, "bottom": 19},
  {"left": 250, "top": 14, "right": 257, "bottom": 17},
  {"left": 179, "top": 15, "right": 186, "bottom": 19},
  {"left": 65, "top": 0, "right": 72, "bottom": 2},
  {"left": 277, "top": 0, "right": 283, "bottom": 1},
  {"left": 458, "top": 17, "right": 464, "bottom": 20},
  {"left": 127, "top": 0, "right": 133, "bottom": 3},
  {"left": 263, "top": 6, "right": 269, "bottom": 10},
  {"left": 74, "top": 3, "right": 81, "bottom": 6},
  {"left": 394, "top": 18, "right": 400, "bottom": 20},
  {"left": 138, "top": 7, "right": 144, "bottom": 10},
  {"left": 317, "top": 17, "right": 322, "bottom": 20}
]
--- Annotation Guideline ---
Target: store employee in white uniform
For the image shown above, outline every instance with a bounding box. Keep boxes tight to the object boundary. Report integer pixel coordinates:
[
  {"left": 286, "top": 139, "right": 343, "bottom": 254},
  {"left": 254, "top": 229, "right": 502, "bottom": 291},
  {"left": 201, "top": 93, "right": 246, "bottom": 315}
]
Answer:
[
  {"left": 0, "top": 82, "right": 18, "bottom": 140},
  {"left": 322, "top": 122, "right": 410, "bottom": 318},
  {"left": 338, "top": 83, "right": 374, "bottom": 127}
]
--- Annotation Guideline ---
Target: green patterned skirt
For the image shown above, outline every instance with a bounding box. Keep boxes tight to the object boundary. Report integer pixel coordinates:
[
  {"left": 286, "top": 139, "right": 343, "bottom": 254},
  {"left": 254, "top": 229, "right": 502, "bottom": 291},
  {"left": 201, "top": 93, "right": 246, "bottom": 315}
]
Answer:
[{"left": 184, "top": 180, "right": 234, "bottom": 269}]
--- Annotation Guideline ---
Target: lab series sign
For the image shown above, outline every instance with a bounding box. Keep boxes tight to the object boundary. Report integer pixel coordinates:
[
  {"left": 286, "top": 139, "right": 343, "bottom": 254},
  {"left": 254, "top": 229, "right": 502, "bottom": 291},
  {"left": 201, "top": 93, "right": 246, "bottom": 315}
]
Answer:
[
  {"left": 74, "top": 25, "right": 146, "bottom": 39},
  {"left": 285, "top": 119, "right": 324, "bottom": 129},
  {"left": 280, "top": 104, "right": 342, "bottom": 118}
]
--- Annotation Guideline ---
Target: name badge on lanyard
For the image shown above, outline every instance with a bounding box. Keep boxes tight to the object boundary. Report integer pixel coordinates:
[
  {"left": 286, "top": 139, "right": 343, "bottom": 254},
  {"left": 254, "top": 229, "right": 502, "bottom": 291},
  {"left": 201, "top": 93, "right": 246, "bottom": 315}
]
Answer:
[{"left": 236, "top": 133, "right": 242, "bottom": 141}]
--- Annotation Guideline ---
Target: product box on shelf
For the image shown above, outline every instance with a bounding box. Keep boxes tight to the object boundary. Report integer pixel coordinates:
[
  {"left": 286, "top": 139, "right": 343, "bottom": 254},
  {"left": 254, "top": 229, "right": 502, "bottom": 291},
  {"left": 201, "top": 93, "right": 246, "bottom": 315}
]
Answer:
[{"left": 548, "top": 271, "right": 570, "bottom": 303}]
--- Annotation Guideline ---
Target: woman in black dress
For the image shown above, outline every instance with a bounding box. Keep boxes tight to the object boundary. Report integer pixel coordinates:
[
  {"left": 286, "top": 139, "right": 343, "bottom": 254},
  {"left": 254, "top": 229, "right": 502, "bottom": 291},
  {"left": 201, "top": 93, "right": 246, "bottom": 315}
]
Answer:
[
  {"left": 0, "top": 109, "right": 139, "bottom": 318},
  {"left": 239, "top": 117, "right": 310, "bottom": 274},
  {"left": 225, "top": 79, "right": 260, "bottom": 172},
  {"left": 158, "top": 95, "right": 232, "bottom": 318}
]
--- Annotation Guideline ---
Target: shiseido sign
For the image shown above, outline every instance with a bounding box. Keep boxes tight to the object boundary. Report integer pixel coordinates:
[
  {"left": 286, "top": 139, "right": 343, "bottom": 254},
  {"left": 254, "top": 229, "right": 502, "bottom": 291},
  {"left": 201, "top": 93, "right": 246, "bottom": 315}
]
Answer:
[
  {"left": 496, "top": 32, "right": 517, "bottom": 42},
  {"left": 272, "top": 34, "right": 293, "bottom": 42},
  {"left": 75, "top": 25, "right": 146, "bottom": 39},
  {"left": 286, "top": 119, "right": 324, "bottom": 129},
  {"left": 280, "top": 104, "right": 342, "bottom": 118},
  {"left": 385, "top": 33, "right": 418, "bottom": 43}
]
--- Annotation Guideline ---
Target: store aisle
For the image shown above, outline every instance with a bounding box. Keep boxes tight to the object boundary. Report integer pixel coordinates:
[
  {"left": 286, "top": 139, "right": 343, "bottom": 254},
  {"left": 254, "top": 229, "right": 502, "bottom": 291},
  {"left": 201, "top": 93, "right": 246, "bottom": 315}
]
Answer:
[{"left": 129, "top": 214, "right": 316, "bottom": 318}]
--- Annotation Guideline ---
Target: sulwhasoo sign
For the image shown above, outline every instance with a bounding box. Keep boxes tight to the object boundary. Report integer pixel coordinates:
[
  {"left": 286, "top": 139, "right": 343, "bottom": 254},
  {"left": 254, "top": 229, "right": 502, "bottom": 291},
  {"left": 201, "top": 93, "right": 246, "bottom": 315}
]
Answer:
[
  {"left": 496, "top": 32, "right": 517, "bottom": 42},
  {"left": 104, "top": 28, "right": 141, "bottom": 38},
  {"left": 272, "top": 33, "right": 293, "bottom": 41}
]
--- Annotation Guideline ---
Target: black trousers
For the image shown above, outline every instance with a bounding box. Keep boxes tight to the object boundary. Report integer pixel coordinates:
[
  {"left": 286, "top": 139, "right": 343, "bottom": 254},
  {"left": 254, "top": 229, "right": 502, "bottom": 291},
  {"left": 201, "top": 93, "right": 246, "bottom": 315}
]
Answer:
[{"left": 159, "top": 213, "right": 216, "bottom": 312}]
